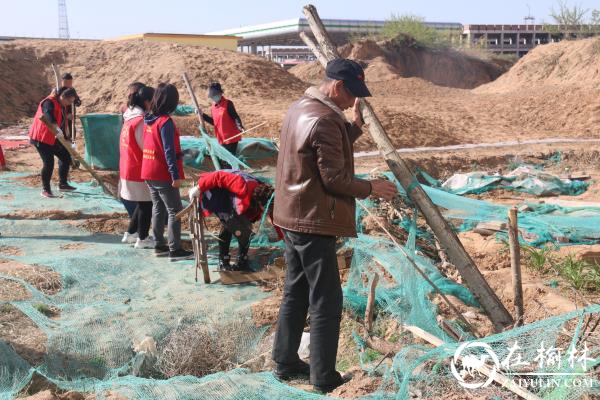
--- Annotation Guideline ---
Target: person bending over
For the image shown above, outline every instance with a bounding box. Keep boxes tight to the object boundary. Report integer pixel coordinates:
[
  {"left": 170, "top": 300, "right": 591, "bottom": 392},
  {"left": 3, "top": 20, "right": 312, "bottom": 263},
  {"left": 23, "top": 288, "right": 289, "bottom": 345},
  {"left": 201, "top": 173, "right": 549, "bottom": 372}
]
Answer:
[{"left": 188, "top": 169, "right": 280, "bottom": 271}]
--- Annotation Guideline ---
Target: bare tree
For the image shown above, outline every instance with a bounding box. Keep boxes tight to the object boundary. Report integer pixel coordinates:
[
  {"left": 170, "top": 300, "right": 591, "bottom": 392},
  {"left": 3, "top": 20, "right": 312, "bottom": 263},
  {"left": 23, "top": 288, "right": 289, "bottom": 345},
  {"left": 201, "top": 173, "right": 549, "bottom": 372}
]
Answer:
[
  {"left": 550, "top": 0, "right": 589, "bottom": 26},
  {"left": 592, "top": 9, "right": 600, "bottom": 25}
]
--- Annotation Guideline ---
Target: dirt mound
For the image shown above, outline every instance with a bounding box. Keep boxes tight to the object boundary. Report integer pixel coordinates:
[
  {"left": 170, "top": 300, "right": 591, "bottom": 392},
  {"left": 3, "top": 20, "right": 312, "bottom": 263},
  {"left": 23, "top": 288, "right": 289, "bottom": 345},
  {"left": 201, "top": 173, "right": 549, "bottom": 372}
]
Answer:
[
  {"left": 0, "top": 39, "right": 307, "bottom": 124},
  {"left": 477, "top": 37, "right": 600, "bottom": 94},
  {"left": 289, "top": 38, "right": 509, "bottom": 89}
]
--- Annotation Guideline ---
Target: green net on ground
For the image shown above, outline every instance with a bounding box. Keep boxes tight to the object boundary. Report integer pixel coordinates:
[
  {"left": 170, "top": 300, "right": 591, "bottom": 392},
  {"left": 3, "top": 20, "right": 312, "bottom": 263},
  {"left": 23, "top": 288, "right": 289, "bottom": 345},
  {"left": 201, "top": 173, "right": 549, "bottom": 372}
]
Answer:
[{"left": 2, "top": 155, "right": 600, "bottom": 399}]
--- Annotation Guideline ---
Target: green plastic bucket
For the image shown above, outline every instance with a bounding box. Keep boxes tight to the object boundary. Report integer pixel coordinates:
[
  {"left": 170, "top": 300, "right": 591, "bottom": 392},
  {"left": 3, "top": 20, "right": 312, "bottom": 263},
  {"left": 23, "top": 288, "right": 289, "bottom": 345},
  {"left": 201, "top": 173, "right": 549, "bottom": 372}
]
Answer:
[{"left": 79, "top": 113, "right": 123, "bottom": 170}]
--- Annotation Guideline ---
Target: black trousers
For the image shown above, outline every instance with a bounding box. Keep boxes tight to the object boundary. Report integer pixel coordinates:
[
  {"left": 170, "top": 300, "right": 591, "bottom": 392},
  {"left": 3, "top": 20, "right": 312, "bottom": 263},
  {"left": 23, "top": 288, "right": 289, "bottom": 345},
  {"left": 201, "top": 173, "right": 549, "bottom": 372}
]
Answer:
[
  {"left": 272, "top": 229, "right": 343, "bottom": 386},
  {"left": 220, "top": 142, "right": 239, "bottom": 170},
  {"left": 32, "top": 140, "right": 71, "bottom": 192},
  {"left": 127, "top": 201, "right": 153, "bottom": 240},
  {"left": 218, "top": 214, "right": 252, "bottom": 259}
]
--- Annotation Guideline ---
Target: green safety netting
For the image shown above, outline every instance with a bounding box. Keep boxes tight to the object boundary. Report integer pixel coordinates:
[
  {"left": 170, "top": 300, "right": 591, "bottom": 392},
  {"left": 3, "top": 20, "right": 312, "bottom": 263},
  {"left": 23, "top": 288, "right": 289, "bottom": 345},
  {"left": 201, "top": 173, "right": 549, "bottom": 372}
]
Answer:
[
  {"left": 2, "top": 152, "right": 600, "bottom": 399},
  {"left": 79, "top": 112, "right": 272, "bottom": 173},
  {"left": 365, "top": 172, "right": 600, "bottom": 246},
  {"left": 181, "top": 133, "right": 279, "bottom": 172},
  {"left": 80, "top": 113, "right": 123, "bottom": 170},
  {"left": 173, "top": 105, "right": 196, "bottom": 116}
]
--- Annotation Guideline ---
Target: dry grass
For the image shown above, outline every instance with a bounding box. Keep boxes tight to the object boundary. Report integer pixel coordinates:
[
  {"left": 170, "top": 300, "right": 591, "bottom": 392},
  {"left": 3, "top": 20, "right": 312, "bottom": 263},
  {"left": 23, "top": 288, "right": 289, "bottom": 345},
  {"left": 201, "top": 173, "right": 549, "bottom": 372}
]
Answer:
[{"left": 155, "top": 314, "right": 262, "bottom": 378}]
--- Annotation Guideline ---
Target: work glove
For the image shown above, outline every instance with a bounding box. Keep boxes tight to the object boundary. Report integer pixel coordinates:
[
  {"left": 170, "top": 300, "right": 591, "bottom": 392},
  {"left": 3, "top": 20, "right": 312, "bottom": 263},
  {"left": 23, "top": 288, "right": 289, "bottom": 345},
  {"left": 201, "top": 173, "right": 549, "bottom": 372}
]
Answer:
[
  {"left": 188, "top": 186, "right": 201, "bottom": 202},
  {"left": 55, "top": 127, "right": 65, "bottom": 139}
]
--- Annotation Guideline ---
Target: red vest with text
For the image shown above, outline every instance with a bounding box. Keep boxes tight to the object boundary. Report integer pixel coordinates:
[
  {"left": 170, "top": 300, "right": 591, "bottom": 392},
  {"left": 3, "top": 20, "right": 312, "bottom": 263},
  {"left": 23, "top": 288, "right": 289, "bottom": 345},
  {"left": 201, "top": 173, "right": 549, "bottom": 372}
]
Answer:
[
  {"left": 211, "top": 96, "right": 241, "bottom": 145},
  {"left": 141, "top": 116, "right": 185, "bottom": 181},
  {"left": 119, "top": 116, "right": 144, "bottom": 182},
  {"left": 29, "top": 96, "right": 63, "bottom": 146}
]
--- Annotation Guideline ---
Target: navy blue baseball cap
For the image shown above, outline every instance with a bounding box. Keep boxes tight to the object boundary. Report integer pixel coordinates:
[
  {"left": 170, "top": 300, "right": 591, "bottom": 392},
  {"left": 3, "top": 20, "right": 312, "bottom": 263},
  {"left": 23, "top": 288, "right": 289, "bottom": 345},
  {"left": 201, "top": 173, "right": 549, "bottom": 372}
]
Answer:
[{"left": 325, "top": 58, "right": 371, "bottom": 98}]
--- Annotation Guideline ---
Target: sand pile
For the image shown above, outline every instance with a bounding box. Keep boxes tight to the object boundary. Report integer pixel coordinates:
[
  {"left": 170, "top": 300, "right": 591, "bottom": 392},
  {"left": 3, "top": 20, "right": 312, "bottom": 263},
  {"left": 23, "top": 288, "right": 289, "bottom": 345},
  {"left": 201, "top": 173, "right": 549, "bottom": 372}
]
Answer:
[
  {"left": 476, "top": 37, "right": 600, "bottom": 94},
  {"left": 0, "top": 39, "right": 307, "bottom": 124},
  {"left": 290, "top": 38, "right": 510, "bottom": 89}
]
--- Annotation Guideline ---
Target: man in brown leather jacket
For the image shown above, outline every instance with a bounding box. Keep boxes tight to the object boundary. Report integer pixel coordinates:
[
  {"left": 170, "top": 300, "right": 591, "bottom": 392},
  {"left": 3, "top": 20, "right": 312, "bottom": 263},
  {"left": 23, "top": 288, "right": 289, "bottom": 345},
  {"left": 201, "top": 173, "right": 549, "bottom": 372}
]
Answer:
[{"left": 272, "top": 59, "right": 398, "bottom": 392}]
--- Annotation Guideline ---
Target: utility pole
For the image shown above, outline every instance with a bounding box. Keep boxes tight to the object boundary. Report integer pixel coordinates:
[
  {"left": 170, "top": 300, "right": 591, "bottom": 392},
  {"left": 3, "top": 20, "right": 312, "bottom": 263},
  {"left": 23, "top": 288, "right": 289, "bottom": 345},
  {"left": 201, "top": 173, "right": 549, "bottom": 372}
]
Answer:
[{"left": 58, "top": 0, "right": 70, "bottom": 39}]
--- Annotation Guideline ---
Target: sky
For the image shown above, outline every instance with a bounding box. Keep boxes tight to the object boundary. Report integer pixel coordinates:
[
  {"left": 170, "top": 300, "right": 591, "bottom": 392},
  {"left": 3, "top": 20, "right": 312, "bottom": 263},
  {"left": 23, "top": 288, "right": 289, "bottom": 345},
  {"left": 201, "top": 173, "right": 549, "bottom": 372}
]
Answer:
[{"left": 2, "top": 0, "right": 599, "bottom": 39}]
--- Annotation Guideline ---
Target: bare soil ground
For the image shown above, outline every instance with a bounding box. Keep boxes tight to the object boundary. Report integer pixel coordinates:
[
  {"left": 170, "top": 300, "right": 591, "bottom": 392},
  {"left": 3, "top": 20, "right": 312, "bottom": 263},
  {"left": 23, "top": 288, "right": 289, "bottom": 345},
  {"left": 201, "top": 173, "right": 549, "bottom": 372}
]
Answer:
[{"left": 2, "top": 35, "right": 600, "bottom": 399}]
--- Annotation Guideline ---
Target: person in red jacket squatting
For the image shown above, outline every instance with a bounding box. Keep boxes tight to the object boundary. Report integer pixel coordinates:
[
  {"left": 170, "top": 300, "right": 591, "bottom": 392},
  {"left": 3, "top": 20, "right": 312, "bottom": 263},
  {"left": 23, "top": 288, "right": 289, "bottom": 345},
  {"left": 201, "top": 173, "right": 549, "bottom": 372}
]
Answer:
[
  {"left": 188, "top": 170, "right": 282, "bottom": 272},
  {"left": 119, "top": 82, "right": 155, "bottom": 248},
  {"left": 141, "top": 83, "right": 194, "bottom": 262},
  {"left": 201, "top": 82, "right": 245, "bottom": 168},
  {"left": 28, "top": 87, "right": 79, "bottom": 198}
]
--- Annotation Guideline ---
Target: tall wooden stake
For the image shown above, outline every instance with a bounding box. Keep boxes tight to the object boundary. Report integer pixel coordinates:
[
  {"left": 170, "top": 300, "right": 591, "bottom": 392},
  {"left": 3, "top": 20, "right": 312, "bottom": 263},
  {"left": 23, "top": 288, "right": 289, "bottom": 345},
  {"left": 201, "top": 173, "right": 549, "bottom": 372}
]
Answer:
[
  {"left": 365, "top": 273, "right": 379, "bottom": 333},
  {"left": 302, "top": 4, "right": 513, "bottom": 332},
  {"left": 508, "top": 207, "right": 524, "bottom": 327},
  {"left": 182, "top": 72, "right": 221, "bottom": 170}
]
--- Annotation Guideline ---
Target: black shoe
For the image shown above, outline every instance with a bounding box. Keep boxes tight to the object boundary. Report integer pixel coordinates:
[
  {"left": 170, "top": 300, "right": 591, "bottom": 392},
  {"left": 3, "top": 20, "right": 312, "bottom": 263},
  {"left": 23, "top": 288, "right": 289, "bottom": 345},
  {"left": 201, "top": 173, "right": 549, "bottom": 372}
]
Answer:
[
  {"left": 313, "top": 372, "right": 352, "bottom": 393},
  {"left": 154, "top": 245, "right": 170, "bottom": 257},
  {"left": 219, "top": 255, "right": 232, "bottom": 271},
  {"left": 232, "top": 256, "right": 252, "bottom": 272},
  {"left": 169, "top": 248, "right": 194, "bottom": 262},
  {"left": 59, "top": 183, "right": 77, "bottom": 192},
  {"left": 274, "top": 360, "right": 310, "bottom": 381}
]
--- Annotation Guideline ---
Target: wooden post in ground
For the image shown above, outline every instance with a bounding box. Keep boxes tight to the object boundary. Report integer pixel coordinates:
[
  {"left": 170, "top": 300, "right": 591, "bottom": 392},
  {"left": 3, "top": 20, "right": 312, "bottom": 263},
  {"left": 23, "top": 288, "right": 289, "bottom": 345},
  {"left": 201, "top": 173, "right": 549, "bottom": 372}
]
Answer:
[
  {"left": 365, "top": 273, "right": 379, "bottom": 333},
  {"left": 190, "top": 198, "right": 210, "bottom": 283},
  {"left": 508, "top": 207, "right": 524, "bottom": 327},
  {"left": 301, "top": 4, "right": 513, "bottom": 332}
]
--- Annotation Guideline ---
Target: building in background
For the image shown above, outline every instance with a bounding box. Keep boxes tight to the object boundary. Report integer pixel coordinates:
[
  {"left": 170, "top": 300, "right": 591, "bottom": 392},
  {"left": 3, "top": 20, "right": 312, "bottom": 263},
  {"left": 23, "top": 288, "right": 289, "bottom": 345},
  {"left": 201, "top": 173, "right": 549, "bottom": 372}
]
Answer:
[
  {"left": 108, "top": 33, "right": 240, "bottom": 52},
  {"left": 462, "top": 24, "right": 600, "bottom": 57},
  {"left": 210, "top": 18, "right": 600, "bottom": 66},
  {"left": 208, "top": 18, "right": 462, "bottom": 67}
]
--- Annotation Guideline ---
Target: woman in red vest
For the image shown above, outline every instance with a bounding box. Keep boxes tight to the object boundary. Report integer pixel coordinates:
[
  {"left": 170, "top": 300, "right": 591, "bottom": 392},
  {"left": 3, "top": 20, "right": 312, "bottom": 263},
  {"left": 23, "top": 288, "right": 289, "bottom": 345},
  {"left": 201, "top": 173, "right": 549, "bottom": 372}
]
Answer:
[
  {"left": 141, "top": 83, "right": 193, "bottom": 262},
  {"left": 202, "top": 82, "right": 245, "bottom": 168},
  {"left": 119, "top": 82, "right": 155, "bottom": 249},
  {"left": 28, "top": 87, "right": 78, "bottom": 198}
]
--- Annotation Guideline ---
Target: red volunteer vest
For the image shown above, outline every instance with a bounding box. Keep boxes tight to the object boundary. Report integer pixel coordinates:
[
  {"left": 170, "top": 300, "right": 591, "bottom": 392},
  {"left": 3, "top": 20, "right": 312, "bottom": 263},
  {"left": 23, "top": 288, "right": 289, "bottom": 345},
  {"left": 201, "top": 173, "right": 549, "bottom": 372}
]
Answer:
[
  {"left": 141, "top": 115, "right": 185, "bottom": 182},
  {"left": 119, "top": 115, "right": 144, "bottom": 182},
  {"left": 29, "top": 96, "right": 63, "bottom": 145},
  {"left": 211, "top": 97, "right": 241, "bottom": 145}
]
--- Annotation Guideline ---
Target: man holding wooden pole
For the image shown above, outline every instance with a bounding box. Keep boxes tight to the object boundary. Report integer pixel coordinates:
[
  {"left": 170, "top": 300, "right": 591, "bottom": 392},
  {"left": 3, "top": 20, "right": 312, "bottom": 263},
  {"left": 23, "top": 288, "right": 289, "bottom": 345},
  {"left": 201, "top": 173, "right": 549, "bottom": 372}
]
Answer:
[
  {"left": 272, "top": 58, "right": 397, "bottom": 392},
  {"left": 301, "top": 4, "right": 514, "bottom": 333}
]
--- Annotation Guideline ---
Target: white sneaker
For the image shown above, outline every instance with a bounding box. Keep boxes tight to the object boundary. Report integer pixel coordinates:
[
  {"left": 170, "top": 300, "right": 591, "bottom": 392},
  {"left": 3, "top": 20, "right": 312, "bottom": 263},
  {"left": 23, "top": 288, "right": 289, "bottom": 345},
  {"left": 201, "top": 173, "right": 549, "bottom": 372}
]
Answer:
[
  {"left": 121, "top": 232, "right": 138, "bottom": 243},
  {"left": 134, "top": 237, "right": 155, "bottom": 249}
]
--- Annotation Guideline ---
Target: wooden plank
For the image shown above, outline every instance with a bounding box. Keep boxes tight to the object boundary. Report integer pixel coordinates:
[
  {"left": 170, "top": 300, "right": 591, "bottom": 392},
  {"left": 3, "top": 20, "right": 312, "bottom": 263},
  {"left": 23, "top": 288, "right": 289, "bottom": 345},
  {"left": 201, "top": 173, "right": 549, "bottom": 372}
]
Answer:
[
  {"left": 560, "top": 172, "right": 591, "bottom": 181},
  {"left": 218, "top": 265, "right": 284, "bottom": 285},
  {"left": 543, "top": 198, "right": 600, "bottom": 209},
  {"left": 301, "top": 4, "right": 513, "bottom": 332},
  {"left": 475, "top": 221, "right": 507, "bottom": 232}
]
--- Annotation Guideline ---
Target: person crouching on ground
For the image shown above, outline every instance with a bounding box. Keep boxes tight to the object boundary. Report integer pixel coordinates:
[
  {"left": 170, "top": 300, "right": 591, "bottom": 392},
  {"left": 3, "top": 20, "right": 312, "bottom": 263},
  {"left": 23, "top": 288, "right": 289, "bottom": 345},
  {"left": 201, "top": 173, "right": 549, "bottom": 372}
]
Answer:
[
  {"left": 141, "top": 83, "right": 193, "bottom": 262},
  {"left": 188, "top": 170, "right": 281, "bottom": 272},
  {"left": 271, "top": 59, "right": 398, "bottom": 392},
  {"left": 29, "top": 87, "right": 79, "bottom": 198},
  {"left": 201, "top": 82, "right": 245, "bottom": 167},
  {"left": 119, "top": 82, "right": 155, "bottom": 249}
]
